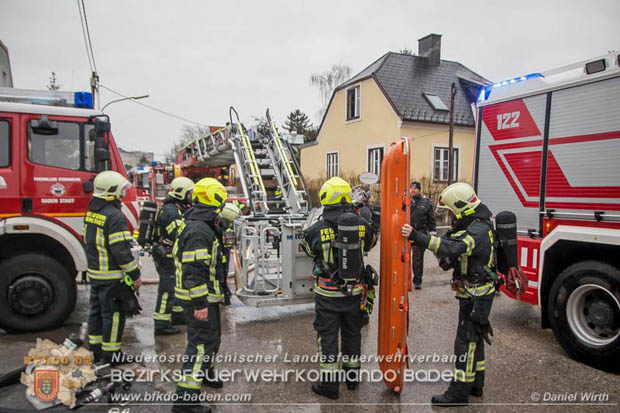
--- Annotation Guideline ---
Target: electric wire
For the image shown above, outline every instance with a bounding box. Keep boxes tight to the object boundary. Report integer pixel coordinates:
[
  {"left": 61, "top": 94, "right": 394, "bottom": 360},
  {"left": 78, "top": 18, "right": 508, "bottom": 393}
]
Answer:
[
  {"left": 80, "top": 0, "right": 97, "bottom": 72},
  {"left": 76, "top": 0, "right": 93, "bottom": 72},
  {"left": 99, "top": 84, "right": 209, "bottom": 127}
]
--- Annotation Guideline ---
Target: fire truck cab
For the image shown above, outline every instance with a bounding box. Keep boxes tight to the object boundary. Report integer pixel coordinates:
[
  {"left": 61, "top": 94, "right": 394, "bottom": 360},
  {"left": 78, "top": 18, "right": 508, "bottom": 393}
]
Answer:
[
  {"left": 474, "top": 51, "right": 620, "bottom": 370},
  {"left": 0, "top": 87, "right": 140, "bottom": 332}
]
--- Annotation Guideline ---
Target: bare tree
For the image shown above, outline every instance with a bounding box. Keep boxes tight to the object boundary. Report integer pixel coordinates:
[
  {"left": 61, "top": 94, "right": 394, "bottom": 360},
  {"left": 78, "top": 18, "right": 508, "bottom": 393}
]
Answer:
[
  {"left": 310, "top": 64, "right": 352, "bottom": 120},
  {"left": 47, "top": 72, "right": 61, "bottom": 91}
]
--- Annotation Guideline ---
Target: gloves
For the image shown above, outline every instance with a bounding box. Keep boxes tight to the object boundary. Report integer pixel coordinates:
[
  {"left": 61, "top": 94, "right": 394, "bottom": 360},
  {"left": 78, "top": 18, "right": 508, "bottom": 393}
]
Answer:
[
  {"left": 470, "top": 306, "right": 494, "bottom": 345},
  {"left": 364, "top": 288, "right": 375, "bottom": 316},
  {"left": 504, "top": 267, "right": 528, "bottom": 296}
]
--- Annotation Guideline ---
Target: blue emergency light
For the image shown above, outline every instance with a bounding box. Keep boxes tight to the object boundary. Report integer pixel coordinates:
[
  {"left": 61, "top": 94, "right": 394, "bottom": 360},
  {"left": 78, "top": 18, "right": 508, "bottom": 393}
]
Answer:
[
  {"left": 74, "top": 91, "right": 93, "bottom": 109},
  {"left": 477, "top": 73, "right": 544, "bottom": 103}
]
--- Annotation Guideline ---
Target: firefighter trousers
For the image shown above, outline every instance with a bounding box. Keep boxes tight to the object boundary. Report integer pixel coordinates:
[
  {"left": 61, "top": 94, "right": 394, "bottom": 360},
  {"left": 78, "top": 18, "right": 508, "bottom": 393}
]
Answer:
[
  {"left": 153, "top": 256, "right": 182, "bottom": 327},
  {"left": 411, "top": 244, "right": 425, "bottom": 286},
  {"left": 87, "top": 280, "right": 126, "bottom": 362},
  {"left": 313, "top": 294, "right": 364, "bottom": 390},
  {"left": 447, "top": 295, "right": 494, "bottom": 399},
  {"left": 175, "top": 304, "right": 221, "bottom": 401}
]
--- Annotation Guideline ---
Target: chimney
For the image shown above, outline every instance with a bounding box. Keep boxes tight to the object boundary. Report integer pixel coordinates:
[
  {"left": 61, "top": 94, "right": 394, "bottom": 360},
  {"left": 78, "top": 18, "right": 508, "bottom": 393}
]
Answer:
[{"left": 418, "top": 34, "right": 442, "bottom": 67}]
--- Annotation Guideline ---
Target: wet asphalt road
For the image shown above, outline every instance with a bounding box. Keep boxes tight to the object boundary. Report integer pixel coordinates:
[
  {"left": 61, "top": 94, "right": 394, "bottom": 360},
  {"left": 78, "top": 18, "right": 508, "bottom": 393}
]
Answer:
[{"left": 1, "top": 247, "right": 619, "bottom": 413}]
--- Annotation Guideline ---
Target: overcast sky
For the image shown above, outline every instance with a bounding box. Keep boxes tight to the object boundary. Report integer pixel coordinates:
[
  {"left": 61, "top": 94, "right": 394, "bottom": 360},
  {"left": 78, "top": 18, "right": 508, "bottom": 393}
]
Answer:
[{"left": 1, "top": 0, "right": 618, "bottom": 160}]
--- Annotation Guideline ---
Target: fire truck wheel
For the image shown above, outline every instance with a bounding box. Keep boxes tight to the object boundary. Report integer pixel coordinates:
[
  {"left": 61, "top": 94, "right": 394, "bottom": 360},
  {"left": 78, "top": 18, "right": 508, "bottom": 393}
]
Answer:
[
  {"left": 548, "top": 260, "right": 620, "bottom": 371},
  {"left": 0, "top": 253, "right": 77, "bottom": 332}
]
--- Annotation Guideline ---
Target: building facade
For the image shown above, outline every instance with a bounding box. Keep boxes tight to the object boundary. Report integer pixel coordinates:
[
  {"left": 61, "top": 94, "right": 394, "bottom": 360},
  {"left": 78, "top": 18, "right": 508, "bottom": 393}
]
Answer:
[{"left": 301, "top": 34, "right": 489, "bottom": 188}]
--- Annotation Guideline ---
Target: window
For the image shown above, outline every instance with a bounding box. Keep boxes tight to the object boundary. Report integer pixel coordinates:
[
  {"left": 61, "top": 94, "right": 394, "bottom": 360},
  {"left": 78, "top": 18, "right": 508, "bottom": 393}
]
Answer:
[
  {"left": 368, "top": 146, "right": 384, "bottom": 176},
  {"left": 433, "top": 147, "right": 459, "bottom": 182},
  {"left": 28, "top": 120, "right": 96, "bottom": 171},
  {"left": 346, "top": 85, "right": 360, "bottom": 120},
  {"left": 326, "top": 152, "right": 339, "bottom": 178},
  {"left": 423, "top": 93, "right": 449, "bottom": 111},
  {"left": 0, "top": 120, "right": 9, "bottom": 167}
]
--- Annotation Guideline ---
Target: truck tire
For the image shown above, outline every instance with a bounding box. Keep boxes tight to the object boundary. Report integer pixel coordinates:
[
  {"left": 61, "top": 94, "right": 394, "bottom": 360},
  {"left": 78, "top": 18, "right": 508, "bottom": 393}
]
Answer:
[
  {"left": 0, "top": 253, "right": 77, "bottom": 332},
  {"left": 548, "top": 260, "right": 620, "bottom": 371}
]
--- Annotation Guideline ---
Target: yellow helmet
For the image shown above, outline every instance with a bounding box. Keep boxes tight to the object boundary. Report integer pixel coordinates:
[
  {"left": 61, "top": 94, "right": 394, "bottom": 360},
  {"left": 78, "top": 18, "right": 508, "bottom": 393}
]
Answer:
[
  {"left": 192, "top": 178, "right": 227, "bottom": 207},
  {"left": 169, "top": 176, "right": 194, "bottom": 201},
  {"left": 437, "top": 182, "right": 481, "bottom": 219},
  {"left": 93, "top": 171, "right": 131, "bottom": 201},
  {"left": 319, "top": 177, "right": 352, "bottom": 206}
]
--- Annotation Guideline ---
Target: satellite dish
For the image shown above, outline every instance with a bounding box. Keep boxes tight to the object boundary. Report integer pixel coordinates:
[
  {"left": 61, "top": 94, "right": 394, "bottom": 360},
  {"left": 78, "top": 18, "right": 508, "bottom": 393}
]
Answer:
[{"left": 359, "top": 172, "right": 378, "bottom": 185}]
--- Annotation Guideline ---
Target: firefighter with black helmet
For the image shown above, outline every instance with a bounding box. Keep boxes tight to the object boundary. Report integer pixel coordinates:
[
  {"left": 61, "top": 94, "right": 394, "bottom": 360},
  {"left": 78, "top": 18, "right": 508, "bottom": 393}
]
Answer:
[
  {"left": 172, "top": 178, "right": 233, "bottom": 413},
  {"left": 152, "top": 176, "right": 194, "bottom": 335},
  {"left": 402, "top": 182, "right": 495, "bottom": 406},
  {"left": 84, "top": 171, "right": 141, "bottom": 364},
  {"left": 301, "top": 177, "right": 377, "bottom": 400}
]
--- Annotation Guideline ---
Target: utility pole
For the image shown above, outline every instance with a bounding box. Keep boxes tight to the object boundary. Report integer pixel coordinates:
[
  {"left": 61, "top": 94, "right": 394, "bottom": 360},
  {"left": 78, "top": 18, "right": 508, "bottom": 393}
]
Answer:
[
  {"left": 90, "top": 71, "right": 98, "bottom": 108},
  {"left": 448, "top": 82, "right": 456, "bottom": 185}
]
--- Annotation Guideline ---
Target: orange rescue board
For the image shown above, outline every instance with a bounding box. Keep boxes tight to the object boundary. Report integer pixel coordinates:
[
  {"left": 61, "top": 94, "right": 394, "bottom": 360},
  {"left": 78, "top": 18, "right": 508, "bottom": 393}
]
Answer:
[{"left": 378, "top": 137, "right": 411, "bottom": 393}]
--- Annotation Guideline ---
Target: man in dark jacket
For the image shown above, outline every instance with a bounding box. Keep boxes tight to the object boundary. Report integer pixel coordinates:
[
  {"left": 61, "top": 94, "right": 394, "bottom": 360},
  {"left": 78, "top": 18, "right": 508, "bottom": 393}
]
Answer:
[
  {"left": 84, "top": 171, "right": 141, "bottom": 364},
  {"left": 301, "top": 177, "right": 377, "bottom": 400},
  {"left": 172, "top": 178, "right": 230, "bottom": 413},
  {"left": 402, "top": 182, "right": 495, "bottom": 406},
  {"left": 409, "top": 181, "right": 437, "bottom": 289},
  {"left": 152, "top": 177, "right": 194, "bottom": 335}
]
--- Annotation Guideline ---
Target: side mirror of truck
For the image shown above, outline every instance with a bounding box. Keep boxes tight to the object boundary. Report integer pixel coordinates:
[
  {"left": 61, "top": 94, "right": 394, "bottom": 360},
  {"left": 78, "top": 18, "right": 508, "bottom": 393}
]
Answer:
[
  {"left": 93, "top": 119, "right": 111, "bottom": 172},
  {"left": 83, "top": 176, "right": 94, "bottom": 194}
]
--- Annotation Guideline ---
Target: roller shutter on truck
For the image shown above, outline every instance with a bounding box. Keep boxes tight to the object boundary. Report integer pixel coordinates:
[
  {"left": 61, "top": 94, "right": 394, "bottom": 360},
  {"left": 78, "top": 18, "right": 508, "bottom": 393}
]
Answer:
[{"left": 475, "top": 69, "right": 620, "bottom": 237}]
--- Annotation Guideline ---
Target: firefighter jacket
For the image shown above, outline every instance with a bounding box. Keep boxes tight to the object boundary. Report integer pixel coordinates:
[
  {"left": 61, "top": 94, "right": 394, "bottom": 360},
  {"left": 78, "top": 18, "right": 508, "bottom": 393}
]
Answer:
[
  {"left": 410, "top": 195, "right": 436, "bottom": 232},
  {"left": 83, "top": 198, "right": 140, "bottom": 282},
  {"left": 173, "top": 204, "right": 226, "bottom": 309},
  {"left": 301, "top": 207, "right": 377, "bottom": 298},
  {"left": 408, "top": 203, "right": 496, "bottom": 298},
  {"left": 153, "top": 197, "right": 188, "bottom": 258}
]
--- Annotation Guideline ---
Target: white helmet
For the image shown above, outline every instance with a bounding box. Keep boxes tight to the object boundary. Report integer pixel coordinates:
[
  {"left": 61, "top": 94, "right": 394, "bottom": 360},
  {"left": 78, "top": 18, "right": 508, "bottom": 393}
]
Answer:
[
  {"left": 218, "top": 202, "right": 240, "bottom": 227},
  {"left": 169, "top": 176, "right": 194, "bottom": 201},
  {"left": 437, "top": 182, "right": 481, "bottom": 219},
  {"left": 93, "top": 171, "right": 131, "bottom": 200}
]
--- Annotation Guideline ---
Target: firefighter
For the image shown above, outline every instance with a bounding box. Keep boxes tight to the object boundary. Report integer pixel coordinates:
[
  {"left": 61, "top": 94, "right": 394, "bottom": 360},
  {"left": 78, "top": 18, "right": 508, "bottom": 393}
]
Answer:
[
  {"left": 402, "top": 182, "right": 494, "bottom": 406},
  {"left": 409, "top": 181, "right": 437, "bottom": 289},
  {"left": 172, "top": 178, "right": 230, "bottom": 413},
  {"left": 84, "top": 171, "right": 141, "bottom": 364},
  {"left": 301, "top": 177, "right": 377, "bottom": 400},
  {"left": 152, "top": 177, "right": 194, "bottom": 335}
]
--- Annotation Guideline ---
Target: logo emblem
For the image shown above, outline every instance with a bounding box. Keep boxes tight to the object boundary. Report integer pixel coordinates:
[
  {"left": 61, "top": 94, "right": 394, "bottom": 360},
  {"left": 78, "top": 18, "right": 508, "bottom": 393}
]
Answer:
[
  {"left": 34, "top": 369, "right": 60, "bottom": 402},
  {"left": 50, "top": 183, "right": 66, "bottom": 196}
]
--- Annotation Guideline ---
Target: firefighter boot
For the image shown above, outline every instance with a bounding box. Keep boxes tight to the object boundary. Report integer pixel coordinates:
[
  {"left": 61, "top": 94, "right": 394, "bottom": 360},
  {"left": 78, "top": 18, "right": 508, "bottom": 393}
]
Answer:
[
  {"left": 204, "top": 368, "right": 223, "bottom": 389},
  {"left": 343, "top": 366, "right": 360, "bottom": 390},
  {"left": 312, "top": 382, "right": 339, "bottom": 400},
  {"left": 471, "top": 387, "right": 483, "bottom": 397},
  {"left": 431, "top": 391, "right": 469, "bottom": 406},
  {"left": 171, "top": 404, "right": 212, "bottom": 413},
  {"left": 155, "top": 324, "right": 182, "bottom": 336}
]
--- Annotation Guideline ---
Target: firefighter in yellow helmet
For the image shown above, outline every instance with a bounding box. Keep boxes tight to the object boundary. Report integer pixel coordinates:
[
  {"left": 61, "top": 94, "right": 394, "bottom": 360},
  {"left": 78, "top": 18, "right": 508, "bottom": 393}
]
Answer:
[
  {"left": 172, "top": 178, "right": 230, "bottom": 413},
  {"left": 84, "top": 171, "right": 141, "bottom": 364},
  {"left": 301, "top": 177, "right": 377, "bottom": 400},
  {"left": 152, "top": 177, "right": 194, "bottom": 335},
  {"left": 402, "top": 182, "right": 495, "bottom": 406}
]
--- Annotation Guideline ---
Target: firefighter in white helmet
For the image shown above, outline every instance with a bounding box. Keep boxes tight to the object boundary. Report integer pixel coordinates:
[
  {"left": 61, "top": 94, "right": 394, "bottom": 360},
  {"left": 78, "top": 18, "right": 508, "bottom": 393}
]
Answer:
[
  {"left": 152, "top": 176, "right": 194, "bottom": 335},
  {"left": 84, "top": 171, "right": 141, "bottom": 364},
  {"left": 402, "top": 182, "right": 494, "bottom": 406}
]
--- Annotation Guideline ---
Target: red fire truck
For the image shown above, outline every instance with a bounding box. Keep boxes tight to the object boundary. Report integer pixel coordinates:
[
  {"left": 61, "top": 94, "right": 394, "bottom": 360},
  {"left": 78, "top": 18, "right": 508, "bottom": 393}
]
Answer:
[
  {"left": 129, "top": 163, "right": 180, "bottom": 205},
  {"left": 474, "top": 51, "right": 620, "bottom": 369},
  {"left": 0, "top": 87, "right": 141, "bottom": 332}
]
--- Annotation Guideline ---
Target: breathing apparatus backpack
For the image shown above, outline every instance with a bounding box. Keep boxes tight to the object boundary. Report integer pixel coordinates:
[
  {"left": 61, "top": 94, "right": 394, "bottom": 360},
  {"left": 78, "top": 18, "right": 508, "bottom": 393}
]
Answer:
[
  {"left": 331, "top": 211, "right": 363, "bottom": 295},
  {"left": 136, "top": 201, "right": 158, "bottom": 248},
  {"left": 493, "top": 211, "right": 528, "bottom": 295}
]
